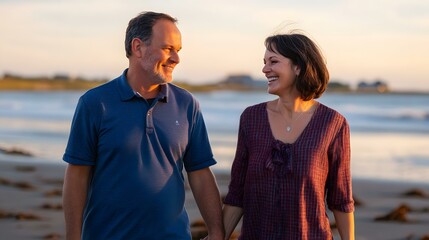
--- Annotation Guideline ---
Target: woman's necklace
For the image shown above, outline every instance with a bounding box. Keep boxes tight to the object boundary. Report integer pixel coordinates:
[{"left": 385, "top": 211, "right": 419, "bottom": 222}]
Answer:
[{"left": 279, "top": 100, "right": 311, "bottom": 133}]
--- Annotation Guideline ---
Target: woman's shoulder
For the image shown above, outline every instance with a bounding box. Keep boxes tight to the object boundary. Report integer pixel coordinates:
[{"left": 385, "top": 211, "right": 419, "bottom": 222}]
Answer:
[
  {"left": 316, "top": 102, "right": 348, "bottom": 126},
  {"left": 242, "top": 101, "right": 268, "bottom": 115},
  {"left": 317, "top": 102, "right": 342, "bottom": 116}
]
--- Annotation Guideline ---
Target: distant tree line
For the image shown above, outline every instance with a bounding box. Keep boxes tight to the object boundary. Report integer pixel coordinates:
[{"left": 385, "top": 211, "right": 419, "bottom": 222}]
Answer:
[
  {"left": 0, "top": 72, "right": 108, "bottom": 91},
  {"left": 0, "top": 72, "right": 389, "bottom": 93},
  {"left": 2, "top": 72, "right": 108, "bottom": 82}
]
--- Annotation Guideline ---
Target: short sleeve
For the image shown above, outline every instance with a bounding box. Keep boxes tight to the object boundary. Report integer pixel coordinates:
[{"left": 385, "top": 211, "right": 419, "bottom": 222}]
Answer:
[
  {"left": 182, "top": 101, "right": 216, "bottom": 172},
  {"left": 326, "top": 119, "right": 354, "bottom": 212},
  {"left": 63, "top": 96, "right": 98, "bottom": 166},
  {"left": 224, "top": 110, "right": 250, "bottom": 208}
]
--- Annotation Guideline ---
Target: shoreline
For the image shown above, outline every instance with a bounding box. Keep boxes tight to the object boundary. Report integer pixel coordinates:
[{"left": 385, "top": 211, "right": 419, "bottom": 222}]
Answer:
[
  {"left": 1, "top": 88, "right": 429, "bottom": 95},
  {"left": 1, "top": 78, "right": 429, "bottom": 95},
  {"left": 1, "top": 160, "right": 429, "bottom": 239}
]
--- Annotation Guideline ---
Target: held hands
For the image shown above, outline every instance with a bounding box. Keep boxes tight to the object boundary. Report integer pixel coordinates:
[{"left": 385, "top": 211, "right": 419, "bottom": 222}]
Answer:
[{"left": 200, "top": 233, "right": 224, "bottom": 240}]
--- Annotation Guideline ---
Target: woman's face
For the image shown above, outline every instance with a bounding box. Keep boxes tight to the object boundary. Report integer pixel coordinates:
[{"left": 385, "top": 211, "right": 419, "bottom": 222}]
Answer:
[{"left": 262, "top": 48, "right": 300, "bottom": 96}]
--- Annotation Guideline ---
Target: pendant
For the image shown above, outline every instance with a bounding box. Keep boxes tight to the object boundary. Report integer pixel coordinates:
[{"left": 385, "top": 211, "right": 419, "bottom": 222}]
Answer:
[{"left": 286, "top": 126, "right": 292, "bottom": 132}]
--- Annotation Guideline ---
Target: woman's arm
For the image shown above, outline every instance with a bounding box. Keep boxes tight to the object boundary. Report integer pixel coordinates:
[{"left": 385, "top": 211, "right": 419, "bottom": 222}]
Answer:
[
  {"left": 222, "top": 204, "right": 243, "bottom": 240},
  {"left": 333, "top": 210, "right": 355, "bottom": 240},
  {"left": 327, "top": 119, "right": 355, "bottom": 239}
]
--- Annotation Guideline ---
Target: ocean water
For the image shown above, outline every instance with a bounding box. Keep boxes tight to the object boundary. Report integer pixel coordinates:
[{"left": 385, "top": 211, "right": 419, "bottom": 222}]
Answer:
[{"left": 0, "top": 90, "right": 428, "bottom": 184}]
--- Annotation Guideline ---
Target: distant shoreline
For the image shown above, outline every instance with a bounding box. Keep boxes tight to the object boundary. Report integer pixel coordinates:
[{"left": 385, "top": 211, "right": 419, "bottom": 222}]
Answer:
[
  {"left": 1, "top": 77, "right": 428, "bottom": 94},
  {"left": 0, "top": 77, "right": 106, "bottom": 91}
]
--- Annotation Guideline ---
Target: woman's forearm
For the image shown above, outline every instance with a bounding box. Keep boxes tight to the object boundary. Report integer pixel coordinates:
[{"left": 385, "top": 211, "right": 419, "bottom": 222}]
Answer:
[
  {"left": 333, "top": 210, "right": 355, "bottom": 240},
  {"left": 222, "top": 204, "right": 243, "bottom": 240}
]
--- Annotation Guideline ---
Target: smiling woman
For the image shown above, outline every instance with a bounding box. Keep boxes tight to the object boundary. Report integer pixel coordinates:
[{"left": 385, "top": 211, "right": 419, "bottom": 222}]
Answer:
[{"left": 222, "top": 32, "right": 355, "bottom": 240}]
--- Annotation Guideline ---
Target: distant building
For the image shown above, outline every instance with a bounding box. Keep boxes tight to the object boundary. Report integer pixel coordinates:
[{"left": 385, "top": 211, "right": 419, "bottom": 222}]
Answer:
[
  {"left": 220, "top": 74, "right": 266, "bottom": 89},
  {"left": 327, "top": 81, "right": 351, "bottom": 92},
  {"left": 357, "top": 80, "right": 389, "bottom": 93},
  {"left": 224, "top": 74, "right": 254, "bottom": 85},
  {"left": 3, "top": 73, "right": 23, "bottom": 79},
  {"left": 53, "top": 74, "right": 71, "bottom": 81}
]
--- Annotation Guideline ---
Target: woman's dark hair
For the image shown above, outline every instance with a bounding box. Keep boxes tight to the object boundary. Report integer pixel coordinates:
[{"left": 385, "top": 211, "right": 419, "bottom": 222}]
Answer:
[
  {"left": 125, "top": 11, "right": 177, "bottom": 58},
  {"left": 264, "top": 33, "right": 329, "bottom": 100}
]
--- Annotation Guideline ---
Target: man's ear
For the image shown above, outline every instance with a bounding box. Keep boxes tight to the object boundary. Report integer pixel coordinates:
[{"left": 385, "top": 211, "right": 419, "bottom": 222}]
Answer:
[{"left": 131, "top": 38, "right": 145, "bottom": 58}]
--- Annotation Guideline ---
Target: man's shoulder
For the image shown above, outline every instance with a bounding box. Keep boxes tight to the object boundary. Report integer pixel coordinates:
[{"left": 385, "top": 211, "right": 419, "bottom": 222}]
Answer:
[
  {"left": 82, "top": 78, "right": 119, "bottom": 100},
  {"left": 168, "top": 83, "right": 192, "bottom": 95},
  {"left": 167, "top": 83, "right": 197, "bottom": 102},
  {"left": 75, "top": 78, "right": 122, "bottom": 112}
]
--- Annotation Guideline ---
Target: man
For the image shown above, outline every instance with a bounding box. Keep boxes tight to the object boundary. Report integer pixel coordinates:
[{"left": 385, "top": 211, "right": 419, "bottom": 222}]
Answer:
[{"left": 62, "top": 11, "right": 224, "bottom": 240}]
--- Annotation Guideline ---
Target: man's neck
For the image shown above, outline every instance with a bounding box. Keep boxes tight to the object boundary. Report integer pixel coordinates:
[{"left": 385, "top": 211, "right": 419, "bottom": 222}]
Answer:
[
  {"left": 135, "top": 85, "right": 161, "bottom": 99},
  {"left": 126, "top": 68, "right": 161, "bottom": 99}
]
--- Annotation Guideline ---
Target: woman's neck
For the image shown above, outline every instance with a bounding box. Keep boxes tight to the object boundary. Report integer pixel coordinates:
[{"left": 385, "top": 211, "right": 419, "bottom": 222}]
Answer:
[{"left": 276, "top": 97, "right": 311, "bottom": 118}]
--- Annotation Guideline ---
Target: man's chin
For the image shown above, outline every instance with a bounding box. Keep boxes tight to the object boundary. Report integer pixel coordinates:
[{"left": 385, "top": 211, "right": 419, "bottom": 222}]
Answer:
[
  {"left": 154, "top": 75, "right": 173, "bottom": 84},
  {"left": 162, "top": 75, "right": 174, "bottom": 83}
]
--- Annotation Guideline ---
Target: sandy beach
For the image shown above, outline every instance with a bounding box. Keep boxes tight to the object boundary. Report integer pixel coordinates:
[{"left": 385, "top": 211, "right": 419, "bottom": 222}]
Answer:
[{"left": 1, "top": 159, "right": 429, "bottom": 240}]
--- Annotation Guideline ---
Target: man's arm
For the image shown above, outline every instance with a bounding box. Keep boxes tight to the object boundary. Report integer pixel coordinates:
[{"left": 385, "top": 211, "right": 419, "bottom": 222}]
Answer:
[
  {"left": 63, "top": 164, "right": 92, "bottom": 240},
  {"left": 187, "top": 168, "right": 224, "bottom": 240},
  {"left": 333, "top": 210, "right": 355, "bottom": 240}
]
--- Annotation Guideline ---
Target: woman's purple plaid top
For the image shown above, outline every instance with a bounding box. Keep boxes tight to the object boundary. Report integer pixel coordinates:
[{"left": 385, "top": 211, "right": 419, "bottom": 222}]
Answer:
[{"left": 224, "top": 102, "right": 354, "bottom": 240}]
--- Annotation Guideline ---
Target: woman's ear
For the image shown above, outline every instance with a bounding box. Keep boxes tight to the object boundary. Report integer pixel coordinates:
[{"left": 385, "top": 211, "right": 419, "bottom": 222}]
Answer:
[{"left": 293, "top": 64, "right": 301, "bottom": 76}]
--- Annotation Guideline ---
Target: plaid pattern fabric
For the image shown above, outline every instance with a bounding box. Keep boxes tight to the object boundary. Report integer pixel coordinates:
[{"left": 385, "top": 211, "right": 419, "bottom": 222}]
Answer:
[{"left": 224, "top": 102, "right": 354, "bottom": 240}]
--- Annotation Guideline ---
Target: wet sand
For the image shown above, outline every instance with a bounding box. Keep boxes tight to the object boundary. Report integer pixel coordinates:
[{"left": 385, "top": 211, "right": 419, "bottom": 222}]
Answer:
[{"left": 1, "top": 160, "right": 429, "bottom": 239}]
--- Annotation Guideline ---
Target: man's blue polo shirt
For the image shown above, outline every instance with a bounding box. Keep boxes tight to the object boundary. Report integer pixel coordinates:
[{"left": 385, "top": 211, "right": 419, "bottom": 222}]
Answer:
[{"left": 63, "top": 69, "right": 216, "bottom": 239}]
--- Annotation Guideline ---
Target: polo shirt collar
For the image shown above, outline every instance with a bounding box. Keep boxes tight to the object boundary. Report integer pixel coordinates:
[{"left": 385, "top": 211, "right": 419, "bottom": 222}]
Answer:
[
  {"left": 117, "top": 69, "right": 135, "bottom": 101},
  {"left": 117, "top": 68, "right": 169, "bottom": 103},
  {"left": 158, "top": 84, "right": 169, "bottom": 103}
]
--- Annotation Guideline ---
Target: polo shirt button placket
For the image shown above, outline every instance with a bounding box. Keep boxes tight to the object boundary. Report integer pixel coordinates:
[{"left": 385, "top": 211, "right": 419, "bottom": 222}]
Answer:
[{"left": 146, "top": 109, "right": 154, "bottom": 134}]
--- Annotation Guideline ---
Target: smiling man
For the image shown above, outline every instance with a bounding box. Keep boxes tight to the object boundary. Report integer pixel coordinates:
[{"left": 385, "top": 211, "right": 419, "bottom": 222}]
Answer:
[{"left": 62, "top": 11, "right": 224, "bottom": 240}]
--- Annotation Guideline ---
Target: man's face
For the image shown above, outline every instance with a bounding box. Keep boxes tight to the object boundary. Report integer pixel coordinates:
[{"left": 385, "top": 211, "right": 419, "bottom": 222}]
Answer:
[{"left": 140, "top": 19, "right": 182, "bottom": 85}]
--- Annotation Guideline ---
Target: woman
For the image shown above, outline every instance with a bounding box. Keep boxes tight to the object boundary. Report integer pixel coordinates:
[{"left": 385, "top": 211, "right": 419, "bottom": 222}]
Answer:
[{"left": 223, "top": 32, "right": 355, "bottom": 239}]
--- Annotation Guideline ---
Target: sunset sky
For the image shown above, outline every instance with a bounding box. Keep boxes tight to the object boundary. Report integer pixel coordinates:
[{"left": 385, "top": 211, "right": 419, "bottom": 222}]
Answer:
[{"left": 1, "top": 0, "right": 428, "bottom": 91}]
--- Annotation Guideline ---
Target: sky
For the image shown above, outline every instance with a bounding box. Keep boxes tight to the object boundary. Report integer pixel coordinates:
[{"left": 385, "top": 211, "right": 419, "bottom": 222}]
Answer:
[{"left": 0, "top": 0, "right": 428, "bottom": 91}]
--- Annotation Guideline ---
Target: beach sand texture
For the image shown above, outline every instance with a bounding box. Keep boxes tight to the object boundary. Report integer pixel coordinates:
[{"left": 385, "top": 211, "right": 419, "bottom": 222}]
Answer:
[{"left": 1, "top": 160, "right": 429, "bottom": 240}]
